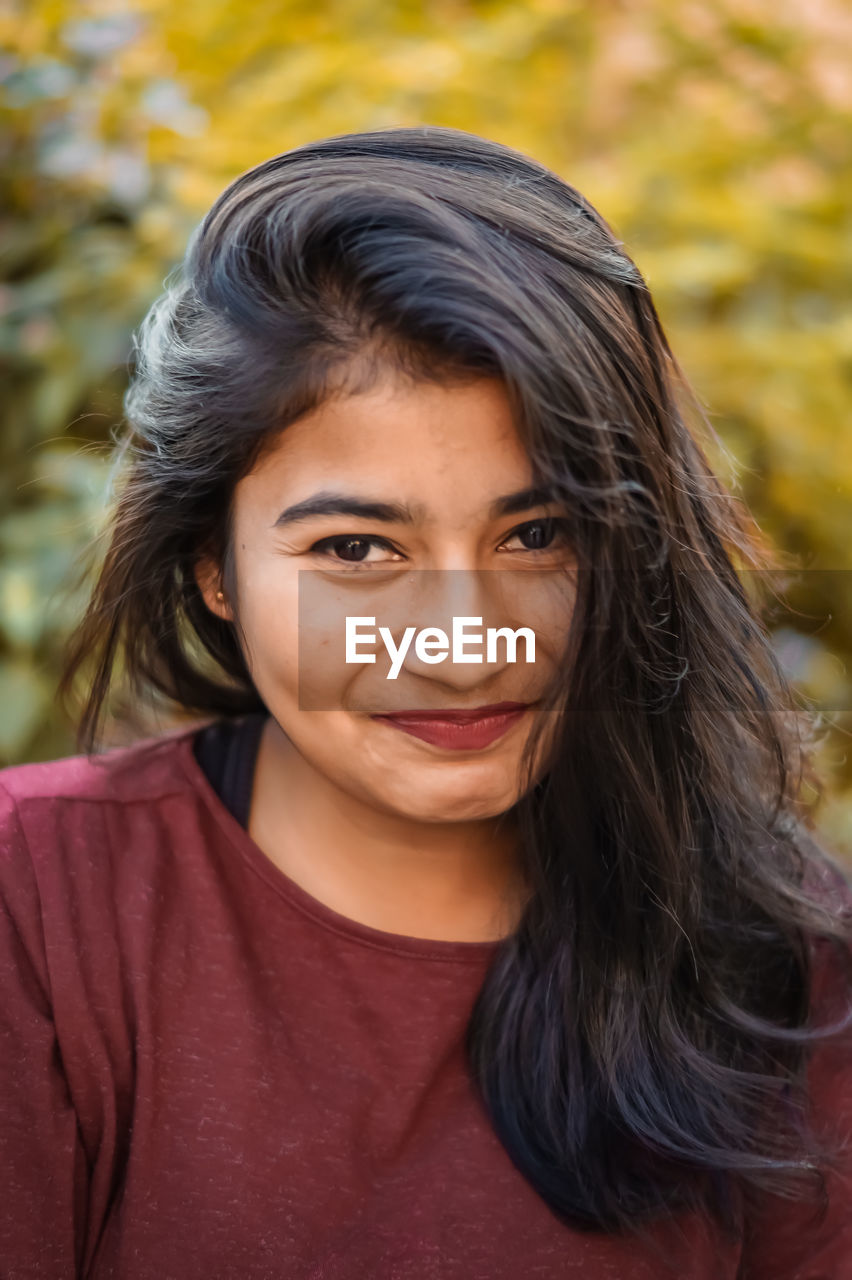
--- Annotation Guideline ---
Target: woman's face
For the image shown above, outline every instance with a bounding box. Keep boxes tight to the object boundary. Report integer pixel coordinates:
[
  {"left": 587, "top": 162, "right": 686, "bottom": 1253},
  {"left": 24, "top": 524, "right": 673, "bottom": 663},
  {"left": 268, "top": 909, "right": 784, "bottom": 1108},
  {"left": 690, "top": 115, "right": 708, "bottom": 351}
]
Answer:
[{"left": 199, "top": 370, "right": 577, "bottom": 824}]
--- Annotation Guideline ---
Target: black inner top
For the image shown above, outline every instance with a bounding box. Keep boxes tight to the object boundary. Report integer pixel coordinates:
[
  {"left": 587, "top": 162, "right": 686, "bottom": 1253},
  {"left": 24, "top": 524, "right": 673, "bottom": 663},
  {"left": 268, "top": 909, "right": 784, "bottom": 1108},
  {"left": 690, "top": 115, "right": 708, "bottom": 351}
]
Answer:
[{"left": 192, "top": 712, "right": 268, "bottom": 830}]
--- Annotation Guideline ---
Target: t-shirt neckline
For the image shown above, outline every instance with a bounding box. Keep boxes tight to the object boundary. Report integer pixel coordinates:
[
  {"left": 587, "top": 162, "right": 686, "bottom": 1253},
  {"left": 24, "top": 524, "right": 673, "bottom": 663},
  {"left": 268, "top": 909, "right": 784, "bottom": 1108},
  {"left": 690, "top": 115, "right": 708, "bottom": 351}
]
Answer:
[{"left": 175, "top": 725, "right": 504, "bottom": 965}]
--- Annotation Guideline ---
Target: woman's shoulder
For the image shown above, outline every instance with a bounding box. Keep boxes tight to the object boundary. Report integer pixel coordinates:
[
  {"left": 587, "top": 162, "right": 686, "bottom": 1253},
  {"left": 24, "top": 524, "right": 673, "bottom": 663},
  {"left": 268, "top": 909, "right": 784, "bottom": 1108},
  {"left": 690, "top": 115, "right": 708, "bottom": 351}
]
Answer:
[
  {"left": 0, "top": 725, "right": 211, "bottom": 980},
  {"left": 0, "top": 723, "right": 222, "bottom": 950},
  {"left": 794, "top": 841, "right": 852, "bottom": 1032},
  {"left": 799, "top": 841, "right": 852, "bottom": 979},
  {"left": 0, "top": 723, "right": 203, "bottom": 812},
  {"left": 737, "top": 849, "right": 852, "bottom": 1276}
]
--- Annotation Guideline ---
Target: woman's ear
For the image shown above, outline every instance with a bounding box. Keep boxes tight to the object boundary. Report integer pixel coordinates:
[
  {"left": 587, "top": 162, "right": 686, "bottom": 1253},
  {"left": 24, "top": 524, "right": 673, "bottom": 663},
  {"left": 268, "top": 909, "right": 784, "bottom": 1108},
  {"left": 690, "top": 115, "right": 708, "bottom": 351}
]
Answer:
[{"left": 195, "top": 555, "right": 234, "bottom": 622}]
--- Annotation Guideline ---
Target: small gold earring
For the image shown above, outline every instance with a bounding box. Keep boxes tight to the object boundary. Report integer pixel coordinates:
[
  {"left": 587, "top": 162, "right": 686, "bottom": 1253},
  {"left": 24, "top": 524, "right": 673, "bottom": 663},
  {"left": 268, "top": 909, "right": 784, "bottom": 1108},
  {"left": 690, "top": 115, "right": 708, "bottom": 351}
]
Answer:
[{"left": 216, "top": 590, "right": 225, "bottom": 602}]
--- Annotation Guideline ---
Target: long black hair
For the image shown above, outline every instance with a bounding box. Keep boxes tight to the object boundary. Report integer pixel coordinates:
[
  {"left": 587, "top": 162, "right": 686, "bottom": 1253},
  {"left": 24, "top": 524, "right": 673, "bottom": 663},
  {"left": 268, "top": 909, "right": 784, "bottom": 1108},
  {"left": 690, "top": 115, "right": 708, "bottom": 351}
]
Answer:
[{"left": 60, "top": 124, "right": 852, "bottom": 1242}]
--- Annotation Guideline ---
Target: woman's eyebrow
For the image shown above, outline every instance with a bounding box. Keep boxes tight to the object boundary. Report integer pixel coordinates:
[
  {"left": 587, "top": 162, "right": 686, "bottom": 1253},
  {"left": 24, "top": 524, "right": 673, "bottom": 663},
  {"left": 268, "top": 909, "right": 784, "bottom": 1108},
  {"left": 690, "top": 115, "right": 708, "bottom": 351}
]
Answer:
[{"left": 272, "top": 485, "right": 558, "bottom": 529}]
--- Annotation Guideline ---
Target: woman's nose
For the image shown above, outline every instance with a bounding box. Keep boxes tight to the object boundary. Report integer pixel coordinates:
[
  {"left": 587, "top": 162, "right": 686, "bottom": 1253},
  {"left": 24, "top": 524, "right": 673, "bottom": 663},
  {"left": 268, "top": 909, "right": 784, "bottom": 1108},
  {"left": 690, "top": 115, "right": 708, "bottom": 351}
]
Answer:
[{"left": 386, "top": 569, "right": 517, "bottom": 686}]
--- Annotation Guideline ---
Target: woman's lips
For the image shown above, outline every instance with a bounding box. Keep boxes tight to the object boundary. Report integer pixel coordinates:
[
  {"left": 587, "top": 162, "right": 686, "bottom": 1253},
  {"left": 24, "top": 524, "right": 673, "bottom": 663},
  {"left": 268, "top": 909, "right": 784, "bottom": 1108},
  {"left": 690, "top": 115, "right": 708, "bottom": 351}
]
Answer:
[{"left": 370, "top": 701, "right": 532, "bottom": 751}]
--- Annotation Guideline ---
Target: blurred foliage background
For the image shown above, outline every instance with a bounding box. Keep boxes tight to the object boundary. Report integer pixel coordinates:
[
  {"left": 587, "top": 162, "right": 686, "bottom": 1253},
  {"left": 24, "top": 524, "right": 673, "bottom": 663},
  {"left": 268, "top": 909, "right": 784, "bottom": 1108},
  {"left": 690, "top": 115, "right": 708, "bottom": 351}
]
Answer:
[{"left": 1, "top": 0, "right": 850, "bottom": 855}]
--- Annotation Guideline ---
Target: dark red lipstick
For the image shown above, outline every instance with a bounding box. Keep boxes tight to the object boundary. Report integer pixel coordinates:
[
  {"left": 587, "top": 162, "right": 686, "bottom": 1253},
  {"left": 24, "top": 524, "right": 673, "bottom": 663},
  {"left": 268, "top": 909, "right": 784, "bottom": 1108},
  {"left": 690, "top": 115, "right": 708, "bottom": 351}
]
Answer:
[{"left": 370, "top": 701, "right": 532, "bottom": 751}]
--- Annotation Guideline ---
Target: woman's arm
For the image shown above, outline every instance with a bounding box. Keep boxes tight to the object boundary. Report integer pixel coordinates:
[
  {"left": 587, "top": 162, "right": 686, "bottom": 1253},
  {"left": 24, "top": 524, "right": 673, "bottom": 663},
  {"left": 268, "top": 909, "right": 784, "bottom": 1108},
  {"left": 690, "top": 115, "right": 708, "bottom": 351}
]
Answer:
[{"left": 0, "top": 781, "right": 88, "bottom": 1278}]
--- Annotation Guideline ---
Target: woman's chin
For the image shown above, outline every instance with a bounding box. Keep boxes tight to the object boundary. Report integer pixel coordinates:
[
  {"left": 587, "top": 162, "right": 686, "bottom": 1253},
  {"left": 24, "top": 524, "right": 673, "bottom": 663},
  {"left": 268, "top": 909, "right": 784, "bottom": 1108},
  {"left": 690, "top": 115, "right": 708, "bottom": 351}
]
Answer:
[{"left": 368, "top": 771, "right": 524, "bottom": 824}]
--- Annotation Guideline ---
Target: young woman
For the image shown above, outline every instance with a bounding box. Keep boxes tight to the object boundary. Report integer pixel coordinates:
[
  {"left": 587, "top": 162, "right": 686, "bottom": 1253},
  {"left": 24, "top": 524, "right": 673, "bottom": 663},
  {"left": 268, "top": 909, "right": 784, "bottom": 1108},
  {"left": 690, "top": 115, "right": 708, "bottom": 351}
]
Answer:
[{"left": 1, "top": 125, "right": 850, "bottom": 1279}]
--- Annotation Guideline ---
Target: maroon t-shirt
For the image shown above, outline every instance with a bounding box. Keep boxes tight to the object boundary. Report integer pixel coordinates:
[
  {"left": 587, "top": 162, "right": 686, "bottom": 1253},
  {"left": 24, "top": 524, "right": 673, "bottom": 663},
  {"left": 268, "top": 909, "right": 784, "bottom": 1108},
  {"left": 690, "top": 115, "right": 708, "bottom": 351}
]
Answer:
[{"left": 1, "top": 727, "right": 851, "bottom": 1278}]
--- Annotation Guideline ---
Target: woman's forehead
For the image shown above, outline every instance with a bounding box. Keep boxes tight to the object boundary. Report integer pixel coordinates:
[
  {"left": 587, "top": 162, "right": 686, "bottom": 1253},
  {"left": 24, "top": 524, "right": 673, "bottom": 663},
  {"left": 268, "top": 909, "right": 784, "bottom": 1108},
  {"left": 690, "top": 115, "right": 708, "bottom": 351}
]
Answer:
[{"left": 238, "top": 374, "right": 536, "bottom": 510}]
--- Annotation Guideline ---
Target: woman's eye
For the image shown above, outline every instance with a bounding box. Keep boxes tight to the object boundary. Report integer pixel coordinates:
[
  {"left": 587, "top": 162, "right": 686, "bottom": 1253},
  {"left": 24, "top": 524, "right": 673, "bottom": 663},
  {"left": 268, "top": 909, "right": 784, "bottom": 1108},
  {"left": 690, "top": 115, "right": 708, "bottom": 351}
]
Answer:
[
  {"left": 309, "top": 535, "right": 405, "bottom": 567},
  {"left": 306, "top": 521, "right": 571, "bottom": 566},
  {"left": 499, "top": 517, "right": 570, "bottom": 553}
]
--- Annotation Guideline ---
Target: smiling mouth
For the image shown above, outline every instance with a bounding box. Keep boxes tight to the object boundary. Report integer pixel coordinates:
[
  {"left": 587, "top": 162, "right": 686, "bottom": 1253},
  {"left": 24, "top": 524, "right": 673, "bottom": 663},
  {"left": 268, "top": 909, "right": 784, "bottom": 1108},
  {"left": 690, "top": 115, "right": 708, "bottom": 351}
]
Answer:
[
  {"left": 369, "top": 701, "right": 533, "bottom": 751},
  {"left": 368, "top": 706, "right": 527, "bottom": 727}
]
